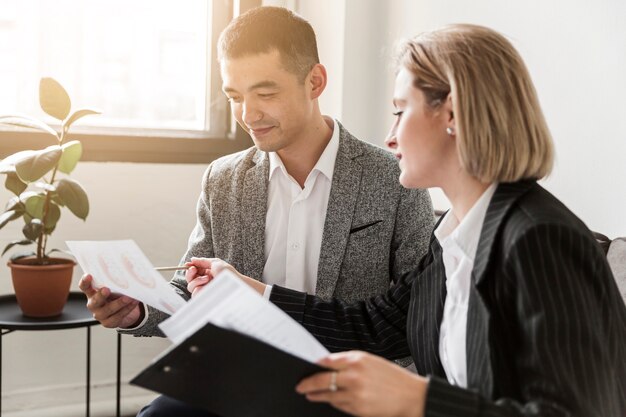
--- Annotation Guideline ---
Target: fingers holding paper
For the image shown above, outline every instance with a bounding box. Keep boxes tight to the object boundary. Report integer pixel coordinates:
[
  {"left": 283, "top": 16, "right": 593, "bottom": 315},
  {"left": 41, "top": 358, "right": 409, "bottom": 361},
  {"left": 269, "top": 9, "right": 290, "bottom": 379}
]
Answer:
[
  {"left": 79, "top": 274, "right": 143, "bottom": 329},
  {"left": 296, "top": 351, "right": 428, "bottom": 417},
  {"left": 185, "top": 257, "right": 267, "bottom": 297},
  {"left": 185, "top": 258, "right": 220, "bottom": 297}
]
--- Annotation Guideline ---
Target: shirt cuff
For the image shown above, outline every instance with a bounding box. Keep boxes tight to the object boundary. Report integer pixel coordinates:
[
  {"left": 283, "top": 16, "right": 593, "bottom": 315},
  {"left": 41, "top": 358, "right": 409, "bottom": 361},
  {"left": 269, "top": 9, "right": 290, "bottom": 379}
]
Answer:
[
  {"left": 424, "top": 376, "right": 481, "bottom": 416},
  {"left": 262, "top": 284, "right": 273, "bottom": 300},
  {"left": 116, "top": 303, "right": 149, "bottom": 331}
]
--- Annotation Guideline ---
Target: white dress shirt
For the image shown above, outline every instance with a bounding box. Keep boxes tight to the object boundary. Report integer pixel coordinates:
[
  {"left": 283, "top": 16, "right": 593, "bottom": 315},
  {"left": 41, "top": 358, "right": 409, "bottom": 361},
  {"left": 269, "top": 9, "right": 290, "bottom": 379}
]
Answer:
[
  {"left": 435, "top": 183, "right": 497, "bottom": 387},
  {"left": 261, "top": 118, "right": 339, "bottom": 295}
]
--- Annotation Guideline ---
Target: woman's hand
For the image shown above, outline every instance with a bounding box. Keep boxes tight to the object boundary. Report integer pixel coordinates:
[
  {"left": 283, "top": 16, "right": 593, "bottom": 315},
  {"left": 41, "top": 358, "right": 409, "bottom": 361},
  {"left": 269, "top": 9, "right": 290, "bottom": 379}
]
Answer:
[
  {"left": 296, "top": 351, "right": 428, "bottom": 417},
  {"left": 185, "top": 257, "right": 267, "bottom": 297}
]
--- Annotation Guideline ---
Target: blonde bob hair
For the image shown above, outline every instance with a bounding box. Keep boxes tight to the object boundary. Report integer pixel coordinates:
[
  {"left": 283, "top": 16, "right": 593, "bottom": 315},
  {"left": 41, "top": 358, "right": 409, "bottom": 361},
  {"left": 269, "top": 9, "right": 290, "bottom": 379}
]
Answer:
[{"left": 396, "top": 24, "right": 553, "bottom": 182}]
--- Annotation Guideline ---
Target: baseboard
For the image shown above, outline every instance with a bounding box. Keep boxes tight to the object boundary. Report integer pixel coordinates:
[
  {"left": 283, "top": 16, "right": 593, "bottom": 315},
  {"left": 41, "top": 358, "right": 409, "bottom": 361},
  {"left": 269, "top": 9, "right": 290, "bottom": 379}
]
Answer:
[{"left": 2, "top": 379, "right": 159, "bottom": 417}]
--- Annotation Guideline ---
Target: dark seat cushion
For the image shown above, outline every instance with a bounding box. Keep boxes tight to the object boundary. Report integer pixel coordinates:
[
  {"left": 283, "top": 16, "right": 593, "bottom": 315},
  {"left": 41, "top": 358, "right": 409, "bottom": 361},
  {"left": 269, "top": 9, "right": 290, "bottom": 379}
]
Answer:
[{"left": 607, "top": 237, "right": 626, "bottom": 305}]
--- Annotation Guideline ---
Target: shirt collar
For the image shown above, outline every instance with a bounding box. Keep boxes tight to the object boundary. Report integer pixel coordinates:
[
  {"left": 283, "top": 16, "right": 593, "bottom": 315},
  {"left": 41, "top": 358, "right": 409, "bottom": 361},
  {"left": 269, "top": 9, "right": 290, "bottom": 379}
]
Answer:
[
  {"left": 268, "top": 117, "right": 340, "bottom": 182},
  {"left": 434, "top": 183, "right": 498, "bottom": 260}
]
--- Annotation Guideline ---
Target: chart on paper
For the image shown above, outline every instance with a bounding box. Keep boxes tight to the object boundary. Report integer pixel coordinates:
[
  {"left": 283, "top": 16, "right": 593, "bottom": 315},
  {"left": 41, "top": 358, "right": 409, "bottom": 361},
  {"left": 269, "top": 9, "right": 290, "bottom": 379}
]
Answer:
[{"left": 66, "top": 239, "right": 186, "bottom": 314}]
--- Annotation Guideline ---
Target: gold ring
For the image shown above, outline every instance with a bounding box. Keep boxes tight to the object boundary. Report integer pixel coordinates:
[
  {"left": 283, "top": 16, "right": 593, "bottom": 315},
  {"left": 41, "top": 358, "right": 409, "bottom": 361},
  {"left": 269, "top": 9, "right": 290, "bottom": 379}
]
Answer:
[{"left": 329, "top": 371, "right": 338, "bottom": 392}]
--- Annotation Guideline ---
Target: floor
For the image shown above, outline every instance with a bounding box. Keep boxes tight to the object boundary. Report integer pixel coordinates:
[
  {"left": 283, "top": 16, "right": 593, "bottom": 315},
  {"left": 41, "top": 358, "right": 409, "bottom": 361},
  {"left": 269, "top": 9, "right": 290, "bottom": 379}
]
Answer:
[{"left": 3, "top": 394, "right": 156, "bottom": 417}]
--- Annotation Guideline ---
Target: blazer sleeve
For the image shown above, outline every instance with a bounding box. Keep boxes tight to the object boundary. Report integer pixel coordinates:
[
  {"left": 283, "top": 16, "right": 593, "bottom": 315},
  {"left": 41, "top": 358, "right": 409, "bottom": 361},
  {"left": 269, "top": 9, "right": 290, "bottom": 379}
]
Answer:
[
  {"left": 119, "top": 164, "right": 216, "bottom": 337},
  {"left": 270, "top": 261, "right": 425, "bottom": 360},
  {"left": 390, "top": 187, "right": 434, "bottom": 282},
  {"left": 424, "top": 223, "right": 626, "bottom": 417}
]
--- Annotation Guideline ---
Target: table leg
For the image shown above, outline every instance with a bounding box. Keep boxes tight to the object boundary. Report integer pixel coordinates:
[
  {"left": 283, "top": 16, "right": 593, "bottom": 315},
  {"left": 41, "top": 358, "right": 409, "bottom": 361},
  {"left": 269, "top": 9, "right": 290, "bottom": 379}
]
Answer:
[
  {"left": 86, "top": 326, "right": 91, "bottom": 417},
  {"left": 1, "top": 328, "right": 3, "bottom": 415},
  {"left": 116, "top": 332, "right": 121, "bottom": 417},
  {"left": 0, "top": 329, "right": 11, "bottom": 416}
]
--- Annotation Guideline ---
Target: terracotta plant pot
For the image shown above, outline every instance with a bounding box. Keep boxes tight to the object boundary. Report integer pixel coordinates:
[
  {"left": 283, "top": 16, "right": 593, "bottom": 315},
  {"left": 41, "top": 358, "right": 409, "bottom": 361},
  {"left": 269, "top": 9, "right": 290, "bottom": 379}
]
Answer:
[{"left": 8, "top": 257, "right": 75, "bottom": 318}]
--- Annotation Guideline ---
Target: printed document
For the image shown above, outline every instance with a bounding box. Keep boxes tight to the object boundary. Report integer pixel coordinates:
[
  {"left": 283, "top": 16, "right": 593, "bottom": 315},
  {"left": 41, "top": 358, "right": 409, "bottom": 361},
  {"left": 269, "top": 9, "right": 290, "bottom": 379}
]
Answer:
[
  {"left": 66, "top": 240, "right": 186, "bottom": 314},
  {"left": 159, "top": 270, "right": 329, "bottom": 363}
]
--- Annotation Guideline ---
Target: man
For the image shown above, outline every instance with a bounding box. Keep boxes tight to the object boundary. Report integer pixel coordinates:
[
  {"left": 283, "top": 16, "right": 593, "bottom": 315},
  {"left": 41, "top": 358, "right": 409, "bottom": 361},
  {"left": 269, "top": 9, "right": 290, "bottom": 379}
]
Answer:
[{"left": 79, "top": 6, "right": 434, "bottom": 416}]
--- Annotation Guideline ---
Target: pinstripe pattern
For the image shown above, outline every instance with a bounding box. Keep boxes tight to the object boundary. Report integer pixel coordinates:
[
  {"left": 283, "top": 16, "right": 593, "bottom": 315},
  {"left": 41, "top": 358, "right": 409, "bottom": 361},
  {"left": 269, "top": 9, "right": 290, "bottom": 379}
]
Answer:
[{"left": 271, "top": 180, "right": 626, "bottom": 417}]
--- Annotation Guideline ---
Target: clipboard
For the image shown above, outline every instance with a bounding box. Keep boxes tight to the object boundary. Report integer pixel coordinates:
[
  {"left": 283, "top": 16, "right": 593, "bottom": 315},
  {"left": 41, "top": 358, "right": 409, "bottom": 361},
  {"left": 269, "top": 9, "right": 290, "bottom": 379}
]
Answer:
[{"left": 131, "top": 323, "right": 348, "bottom": 417}]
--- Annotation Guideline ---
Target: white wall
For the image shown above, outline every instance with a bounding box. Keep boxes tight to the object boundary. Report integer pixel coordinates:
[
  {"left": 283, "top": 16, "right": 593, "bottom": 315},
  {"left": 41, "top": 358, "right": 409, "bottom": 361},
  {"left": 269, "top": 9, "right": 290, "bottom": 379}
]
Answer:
[{"left": 297, "top": 0, "right": 626, "bottom": 235}]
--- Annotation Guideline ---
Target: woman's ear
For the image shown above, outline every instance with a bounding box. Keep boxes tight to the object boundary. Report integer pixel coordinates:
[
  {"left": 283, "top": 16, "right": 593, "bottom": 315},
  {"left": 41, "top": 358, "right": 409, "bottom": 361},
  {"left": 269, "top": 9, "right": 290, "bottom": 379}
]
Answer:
[
  {"left": 444, "top": 93, "right": 456, "bottom": 136},
  {"left": 309, "top": 64, "right": 327, "bottom": 100}
]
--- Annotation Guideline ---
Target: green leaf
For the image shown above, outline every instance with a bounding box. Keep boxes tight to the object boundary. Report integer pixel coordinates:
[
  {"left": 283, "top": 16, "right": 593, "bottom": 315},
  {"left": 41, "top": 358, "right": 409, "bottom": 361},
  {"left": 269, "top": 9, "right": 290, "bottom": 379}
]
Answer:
[
  {"left": 5, "top": 172, "right": 27, "bottom": 195},
  {"left": 58, "top": 140, "right": 82, "bottom": 174},
  {"left": 51, "top": 193, "right": 65, "bottom": 207},
  {"left": 18, "top": 190, "right": 41, "bottom": 203},
  {"left": 34, "top": 181, "right": 57, "bottom": 192},
  {"left": 23, "top": 195, "right": 60, "bottom": 232},
  {"left": 40, "top": 77, "right": 71, "bottom": 121},
  {"left": 10, "top": 251, "right": 36, "bottom": 262},
  {"left": 2, "top": 239, "right": 34, "bottom": 256},
  {"left": 0, "top": 150, "right": 34, "bottom": 174},
  {"left": 0, "top": 209, "right": 23, "bottom": 229},
  {"left": 56, "top": 178, "right": 89, "bottom": 220},
  {"left": 43, "top": 203, "right": 61, "bottom": 232},
  {"left": 14, "top": 145, "right": 62, "bottom": 182},
  {"left": 0, "top": 114, "right": 59, "bottom": 138},
  {"left": 46, "top": 248, "right": 73, "bottom": 258},
  {"left": 22, "top": 212, "right": 32, "bottom": 223},
  {"left": 23, "top": 218, "right": 43, "bottom": 240},
  {"left": 64, "top": 109, "right": 100, "bottom": 130},
  {"left": 5, "top": 196, "right": 22, "bottom": 211},
  {"left": 45, "top": 223, "right": 56, "bottom": 235},
  {"left": 24, "top": 194, "right": 46, "bottom": 219}
]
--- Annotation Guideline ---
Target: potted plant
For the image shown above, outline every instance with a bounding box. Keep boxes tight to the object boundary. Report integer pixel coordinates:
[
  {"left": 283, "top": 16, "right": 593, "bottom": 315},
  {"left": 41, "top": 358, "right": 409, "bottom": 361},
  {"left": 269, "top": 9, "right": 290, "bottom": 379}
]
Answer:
[{"left": 0, "top": 77, "right": 98, "bottom": 317}]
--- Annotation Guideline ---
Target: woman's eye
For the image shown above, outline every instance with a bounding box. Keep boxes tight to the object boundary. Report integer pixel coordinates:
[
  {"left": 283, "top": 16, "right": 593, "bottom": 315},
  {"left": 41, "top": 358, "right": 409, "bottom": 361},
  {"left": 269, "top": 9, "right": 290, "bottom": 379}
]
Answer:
[
  {"left": 258, "top": 93, "right": 275, "bottom": 99},
  {"left": 228, "top": 97, "right": 242, "bottom": 104},
  {"left": 392, "top": 110, "right": 403, "bottom": 117}
]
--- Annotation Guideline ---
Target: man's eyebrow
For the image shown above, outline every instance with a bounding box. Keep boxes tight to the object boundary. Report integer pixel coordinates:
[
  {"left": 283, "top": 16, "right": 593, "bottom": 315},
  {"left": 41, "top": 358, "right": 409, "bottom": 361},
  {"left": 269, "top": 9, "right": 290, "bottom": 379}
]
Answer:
[
  {"left": 248, "top": 80, "right": 279, "bottom": 91},
  {"left": 223, "top": 81, "right": 279, "bottom": 95}
]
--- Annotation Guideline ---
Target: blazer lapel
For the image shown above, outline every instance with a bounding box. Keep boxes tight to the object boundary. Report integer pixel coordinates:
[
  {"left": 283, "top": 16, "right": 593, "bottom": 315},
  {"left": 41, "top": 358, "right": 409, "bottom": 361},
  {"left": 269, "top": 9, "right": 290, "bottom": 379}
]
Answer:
[
  {"left": 241, "top": 150, "right": 269, "bottom": 280},
  {"left": 472, "top": 180, "right": 536, "bottom": 286},
  {"left": 466, "top": 180, "right": 535, "bottom": 396},
  {"left": 316, "top": 124, "right": 363, "bottom": 299},
  {"left": 410, "top": 235, "right": 448, "bottom": 378}
]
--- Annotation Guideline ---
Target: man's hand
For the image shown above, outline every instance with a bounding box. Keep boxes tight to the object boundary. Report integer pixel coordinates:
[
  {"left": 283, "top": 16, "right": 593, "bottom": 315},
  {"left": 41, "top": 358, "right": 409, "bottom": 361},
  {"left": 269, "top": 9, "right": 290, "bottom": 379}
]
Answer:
[
  {"left": 78, "top": 274, "right": 143, "bottom": 329},
  {"left": 296, "top": 351, "right": 428, "bottom": 417},
  {"left": 185, "top": 257, "right": 266, "bottom": 297}
]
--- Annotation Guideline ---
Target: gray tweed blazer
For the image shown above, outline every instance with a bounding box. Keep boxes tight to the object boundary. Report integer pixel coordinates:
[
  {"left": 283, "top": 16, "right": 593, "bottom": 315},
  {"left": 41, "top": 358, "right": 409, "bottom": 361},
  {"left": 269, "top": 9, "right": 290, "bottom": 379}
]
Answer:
[{"left": 124, "top": 122, "right": 434, "bottom": 337}]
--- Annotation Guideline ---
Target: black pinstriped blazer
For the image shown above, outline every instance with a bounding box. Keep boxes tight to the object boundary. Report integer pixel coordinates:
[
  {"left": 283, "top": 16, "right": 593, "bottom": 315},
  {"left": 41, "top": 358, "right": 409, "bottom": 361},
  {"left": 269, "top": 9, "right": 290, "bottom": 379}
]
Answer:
[{"left": 270, "top": 180, "right": 626, "bottom": 417}]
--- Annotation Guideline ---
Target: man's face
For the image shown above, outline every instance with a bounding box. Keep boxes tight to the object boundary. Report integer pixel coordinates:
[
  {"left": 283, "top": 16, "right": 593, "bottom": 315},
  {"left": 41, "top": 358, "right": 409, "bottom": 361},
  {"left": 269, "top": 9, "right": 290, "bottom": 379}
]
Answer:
[{"left": 221, "top": 50, "right": 313, "bottom": 153}]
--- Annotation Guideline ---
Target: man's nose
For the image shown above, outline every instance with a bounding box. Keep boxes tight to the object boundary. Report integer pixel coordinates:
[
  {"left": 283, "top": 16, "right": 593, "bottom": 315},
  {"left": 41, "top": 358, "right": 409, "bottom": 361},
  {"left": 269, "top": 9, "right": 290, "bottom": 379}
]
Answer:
[{"left": 242, "top": 102, "right": 262, "bottom": 125}]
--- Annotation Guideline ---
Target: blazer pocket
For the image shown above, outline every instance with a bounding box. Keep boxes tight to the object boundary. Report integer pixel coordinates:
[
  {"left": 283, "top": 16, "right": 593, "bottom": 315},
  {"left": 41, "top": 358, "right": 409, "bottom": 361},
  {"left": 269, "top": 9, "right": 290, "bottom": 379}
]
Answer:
[{"left": 349, "top": 220, "right": 382, "bottom": 235}]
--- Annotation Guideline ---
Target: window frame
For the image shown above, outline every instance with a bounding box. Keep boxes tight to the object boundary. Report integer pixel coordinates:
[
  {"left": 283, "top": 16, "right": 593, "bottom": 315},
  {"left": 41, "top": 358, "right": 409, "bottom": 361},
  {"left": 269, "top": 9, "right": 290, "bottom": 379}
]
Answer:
[{"left": 0, "top": 0, "right": 260, "bottom": 164}]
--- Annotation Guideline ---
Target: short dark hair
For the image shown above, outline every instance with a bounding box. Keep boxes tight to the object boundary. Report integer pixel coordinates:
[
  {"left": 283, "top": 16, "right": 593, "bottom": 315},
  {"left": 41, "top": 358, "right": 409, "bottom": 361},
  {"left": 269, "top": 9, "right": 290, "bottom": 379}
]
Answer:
[{"left": 217, "top": 6, "right": 320, "bottom": 81}]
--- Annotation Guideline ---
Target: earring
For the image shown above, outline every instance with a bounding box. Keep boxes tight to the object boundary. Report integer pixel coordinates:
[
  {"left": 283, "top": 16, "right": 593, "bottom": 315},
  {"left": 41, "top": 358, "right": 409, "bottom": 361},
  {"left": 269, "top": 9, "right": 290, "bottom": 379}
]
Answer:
[{"left": 446, "top": 127, "right": 454, "bottom": 136}]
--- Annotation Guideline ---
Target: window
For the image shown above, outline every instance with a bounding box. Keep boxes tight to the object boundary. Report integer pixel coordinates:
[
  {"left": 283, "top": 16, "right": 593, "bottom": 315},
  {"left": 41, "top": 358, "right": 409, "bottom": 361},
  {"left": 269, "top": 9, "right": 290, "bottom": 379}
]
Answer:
[{"left": 0, "top": 0, "right": 256, "bottom": 163}]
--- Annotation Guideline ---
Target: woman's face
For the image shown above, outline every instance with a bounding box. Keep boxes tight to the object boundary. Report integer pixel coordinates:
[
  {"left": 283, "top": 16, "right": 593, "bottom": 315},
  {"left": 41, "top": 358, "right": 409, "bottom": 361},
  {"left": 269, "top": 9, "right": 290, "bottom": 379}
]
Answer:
[{"left": 385, "top": 67, "right": 455, "bottom": 189}]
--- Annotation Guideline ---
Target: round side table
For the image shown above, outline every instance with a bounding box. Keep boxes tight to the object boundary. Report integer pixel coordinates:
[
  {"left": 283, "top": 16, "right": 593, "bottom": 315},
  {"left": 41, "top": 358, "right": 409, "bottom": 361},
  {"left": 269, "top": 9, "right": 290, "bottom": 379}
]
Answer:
[{"left": 0, "top": 292, "right": 122, "bottom": 417}]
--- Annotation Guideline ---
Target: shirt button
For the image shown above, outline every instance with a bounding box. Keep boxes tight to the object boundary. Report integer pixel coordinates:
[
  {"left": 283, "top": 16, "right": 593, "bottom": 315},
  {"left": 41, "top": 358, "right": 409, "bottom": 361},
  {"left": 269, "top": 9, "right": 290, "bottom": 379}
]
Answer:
[{"left": 291, "top": 243, "right": 300, "bottom": 250}]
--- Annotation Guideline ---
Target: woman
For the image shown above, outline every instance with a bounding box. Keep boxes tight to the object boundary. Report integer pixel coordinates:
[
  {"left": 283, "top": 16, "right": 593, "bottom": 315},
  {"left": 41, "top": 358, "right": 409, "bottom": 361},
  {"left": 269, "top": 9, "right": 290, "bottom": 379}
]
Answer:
[{"left": 187, "top": 24, "right": 626, "bottom": 417}]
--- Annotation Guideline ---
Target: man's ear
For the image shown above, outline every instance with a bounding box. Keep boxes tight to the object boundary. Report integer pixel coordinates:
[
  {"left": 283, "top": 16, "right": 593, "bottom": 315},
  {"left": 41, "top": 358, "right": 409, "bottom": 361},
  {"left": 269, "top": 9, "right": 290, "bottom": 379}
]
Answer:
[{"left": 308, "top": 63, "right": 327, "bottom": 100}]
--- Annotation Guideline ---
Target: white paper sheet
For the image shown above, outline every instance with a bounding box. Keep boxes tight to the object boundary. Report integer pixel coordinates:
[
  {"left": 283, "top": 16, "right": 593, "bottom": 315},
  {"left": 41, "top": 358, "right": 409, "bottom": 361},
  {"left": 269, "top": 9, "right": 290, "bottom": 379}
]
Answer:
[
  {"left": 159, "top": 270, "right": 329, "bottom": 363},
  {"left": 66, "top": 240, "right": 186, "bottom": 314}
]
